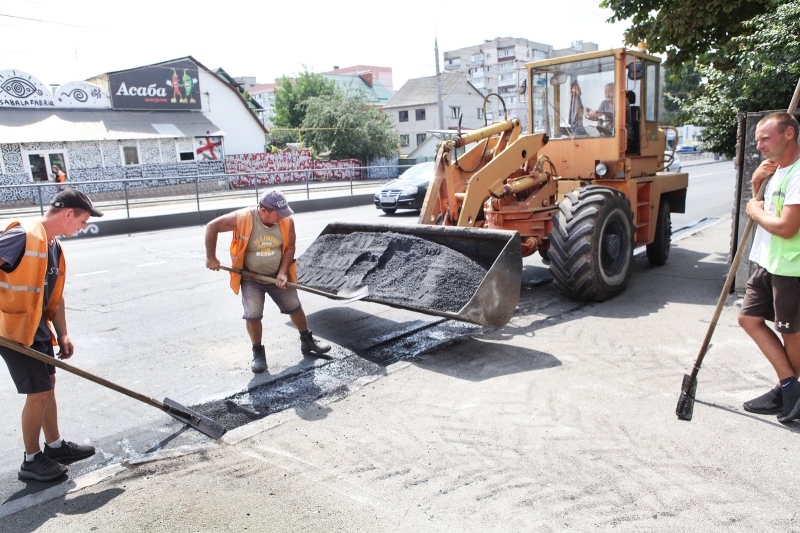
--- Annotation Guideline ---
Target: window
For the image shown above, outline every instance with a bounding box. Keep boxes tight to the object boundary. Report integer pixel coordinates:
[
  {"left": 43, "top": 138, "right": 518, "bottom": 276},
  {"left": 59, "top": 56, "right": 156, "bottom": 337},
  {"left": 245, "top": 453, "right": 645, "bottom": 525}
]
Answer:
[
  {"left": 399, "top": 110, "right": 408, "bottom": 122},
  {"left": 399, "top": 135, "right": 410, "bottom": 148},
  {"left": 498, "top": 47, "right": 515, "bottom": 59},
  {"left": 416, "top": 133, "right": 426, "bottom": 145},
  {"left": 499, "top": 72, "right": 516, "bottom": 82},
  {"left": 472, "top": 67, "right": 484, "bottom": 77},
  {"left": 470, "top": 54, "right": 483, "bottom": 62},
  {"left": 450, "top": 106, "right": 461, "bottom": 119},
  {"left": 478, "top": 108, "right": 484, "bottom": 120},
  {"left": 123, "top": 146, "right": 139, "bottom": 165},
  {"left": 415, "top": 109, "right": 426, "bottom": 121},
  {"left": 498, "top": 62, "right": 514, "bottom": 71},
  {"left": 179, "top": 151, "right": 195, "bottom": 161}
]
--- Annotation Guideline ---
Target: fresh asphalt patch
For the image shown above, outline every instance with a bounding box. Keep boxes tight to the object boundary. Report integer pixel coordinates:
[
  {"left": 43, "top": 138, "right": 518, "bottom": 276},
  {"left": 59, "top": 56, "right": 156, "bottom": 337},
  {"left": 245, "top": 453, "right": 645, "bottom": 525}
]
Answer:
[{"left": 0, "top": 317, "right": 482, "bottom": 505}]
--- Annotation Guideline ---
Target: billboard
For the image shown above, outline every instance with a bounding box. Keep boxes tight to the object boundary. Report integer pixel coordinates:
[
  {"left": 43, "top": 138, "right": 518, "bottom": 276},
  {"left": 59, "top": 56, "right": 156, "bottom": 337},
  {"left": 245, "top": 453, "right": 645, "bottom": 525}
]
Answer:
[{"left": 109, "top": 59, "right": 201, "bottom": 111}]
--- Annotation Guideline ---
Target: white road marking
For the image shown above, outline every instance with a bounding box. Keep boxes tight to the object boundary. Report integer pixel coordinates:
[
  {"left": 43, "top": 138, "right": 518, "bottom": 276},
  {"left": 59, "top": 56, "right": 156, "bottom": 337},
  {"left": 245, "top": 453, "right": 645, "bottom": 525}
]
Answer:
[
  {"left": 136, "top": 261, "right": 167, "bottom": 267},
  {"left": 74, "top": 270, "right": 109, "bottom": 277}
]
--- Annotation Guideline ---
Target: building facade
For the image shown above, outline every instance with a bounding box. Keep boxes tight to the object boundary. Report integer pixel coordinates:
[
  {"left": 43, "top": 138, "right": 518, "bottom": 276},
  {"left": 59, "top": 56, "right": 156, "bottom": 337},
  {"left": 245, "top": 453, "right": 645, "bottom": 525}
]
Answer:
[
  {"left": 384, "top": 72, "right": 485, "bottom": 160},
  {"left": 0, "top": 57, "right": 266, "bottom": 202}
]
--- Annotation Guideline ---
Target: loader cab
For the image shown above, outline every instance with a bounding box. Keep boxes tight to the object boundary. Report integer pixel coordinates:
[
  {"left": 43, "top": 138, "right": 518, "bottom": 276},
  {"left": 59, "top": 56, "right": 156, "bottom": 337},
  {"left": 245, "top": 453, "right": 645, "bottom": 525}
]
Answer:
[{"left": 527, "top": 49, "right": 663, "bottom": 179}]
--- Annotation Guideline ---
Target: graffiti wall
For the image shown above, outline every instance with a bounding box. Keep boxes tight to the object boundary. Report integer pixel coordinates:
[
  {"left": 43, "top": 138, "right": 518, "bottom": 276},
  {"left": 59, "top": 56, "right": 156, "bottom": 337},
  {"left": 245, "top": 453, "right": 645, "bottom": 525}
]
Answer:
[{"left": 225, "top": 151, "right": 361, "bottom": 188}]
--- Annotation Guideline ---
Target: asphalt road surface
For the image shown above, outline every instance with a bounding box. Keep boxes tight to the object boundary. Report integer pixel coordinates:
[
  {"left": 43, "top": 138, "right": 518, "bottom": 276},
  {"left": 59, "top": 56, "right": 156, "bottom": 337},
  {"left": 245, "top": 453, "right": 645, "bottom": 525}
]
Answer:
[{"left": 0, "top": 161, "right": 735, "bottom": 504}]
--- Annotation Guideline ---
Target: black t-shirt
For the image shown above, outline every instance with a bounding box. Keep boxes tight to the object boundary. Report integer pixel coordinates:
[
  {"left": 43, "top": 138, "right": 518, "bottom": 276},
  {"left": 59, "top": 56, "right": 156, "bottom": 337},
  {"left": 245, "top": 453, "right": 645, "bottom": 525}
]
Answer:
[{"left": 0, "top": 225, "right": 62, "bottom": 342}]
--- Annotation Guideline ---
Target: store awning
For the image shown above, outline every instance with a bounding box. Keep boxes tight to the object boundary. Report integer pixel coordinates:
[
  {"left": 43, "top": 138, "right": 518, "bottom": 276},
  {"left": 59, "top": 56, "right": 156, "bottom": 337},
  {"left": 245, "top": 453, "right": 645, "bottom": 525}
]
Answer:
[{"left": 0, "top": 109, "right": 225, "bottom": 144}]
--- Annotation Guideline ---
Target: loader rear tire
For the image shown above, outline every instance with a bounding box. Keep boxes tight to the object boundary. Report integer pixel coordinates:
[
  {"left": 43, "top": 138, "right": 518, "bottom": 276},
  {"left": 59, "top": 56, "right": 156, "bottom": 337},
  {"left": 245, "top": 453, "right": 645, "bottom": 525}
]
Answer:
[
  {"left": 646, "top": 201, "right": 671, "bottom": 266},
  {"left": 548, "top": 185, "right": 635, "bottom": 302}
]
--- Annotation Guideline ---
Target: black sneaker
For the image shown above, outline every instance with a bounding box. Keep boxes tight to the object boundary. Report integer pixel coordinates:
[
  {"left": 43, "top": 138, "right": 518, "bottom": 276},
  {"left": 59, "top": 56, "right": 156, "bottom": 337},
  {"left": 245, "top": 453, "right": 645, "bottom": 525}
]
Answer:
[
  {"left": 743, "top": 388, "right": 783, "bottom": 415},
  {"left": 777, "top": 386, "right": 800, "bottom": 424},
  {"left": 43, "top": 440, "right": 96, "bottom": 464},
  {"left": 19, "top": 452, "right": 68, "bottom": 481}
]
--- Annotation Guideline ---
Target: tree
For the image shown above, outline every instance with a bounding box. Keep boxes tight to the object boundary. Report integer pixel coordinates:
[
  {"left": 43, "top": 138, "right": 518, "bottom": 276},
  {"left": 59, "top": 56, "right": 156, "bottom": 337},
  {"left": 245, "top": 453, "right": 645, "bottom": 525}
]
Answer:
[
  {"left": 301, "top": 92, "right": 399, "bottom": 163},
  {"left": 661, "top": 63, "right": 702, "bottom": 126},
  {"left": 600, "top": 0, "right": 780, "bottom": 67},
  {"left": 271, "top": 68, "right": 336, "bottom": 128},
  {"left": 686, "top": 0, "right": 800, "bottom": 157}
]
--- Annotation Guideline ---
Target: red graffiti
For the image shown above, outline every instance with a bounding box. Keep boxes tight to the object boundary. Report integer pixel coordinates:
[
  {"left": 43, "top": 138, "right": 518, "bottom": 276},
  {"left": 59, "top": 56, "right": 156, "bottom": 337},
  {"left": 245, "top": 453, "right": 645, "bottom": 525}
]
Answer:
[
  {"left": 196, "top": 137, "right": 223, "bottom": 160},
  {"left": 224, "top": 150, "right": 361, "bottom": 188}
]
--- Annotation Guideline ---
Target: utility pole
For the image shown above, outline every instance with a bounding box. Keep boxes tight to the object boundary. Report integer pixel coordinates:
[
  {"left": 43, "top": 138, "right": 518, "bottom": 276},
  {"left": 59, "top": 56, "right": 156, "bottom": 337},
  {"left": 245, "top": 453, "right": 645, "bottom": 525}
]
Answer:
[{"left": 435, "top": 36, "right": 444, "bottom": 130}]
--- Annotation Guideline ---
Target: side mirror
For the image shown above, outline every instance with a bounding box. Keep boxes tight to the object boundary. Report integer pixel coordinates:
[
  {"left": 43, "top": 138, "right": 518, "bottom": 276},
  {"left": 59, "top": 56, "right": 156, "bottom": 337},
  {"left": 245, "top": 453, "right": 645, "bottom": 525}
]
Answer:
[{"left": 627, "top": 61, "right": 645, "bottom": 80}]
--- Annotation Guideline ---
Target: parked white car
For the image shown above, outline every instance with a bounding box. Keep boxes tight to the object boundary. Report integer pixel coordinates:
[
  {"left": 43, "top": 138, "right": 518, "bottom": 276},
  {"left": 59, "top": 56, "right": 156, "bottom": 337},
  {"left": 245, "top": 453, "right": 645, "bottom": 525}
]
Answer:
[{"left": 664, "top": 151, "right": 682, "bottom": 172}]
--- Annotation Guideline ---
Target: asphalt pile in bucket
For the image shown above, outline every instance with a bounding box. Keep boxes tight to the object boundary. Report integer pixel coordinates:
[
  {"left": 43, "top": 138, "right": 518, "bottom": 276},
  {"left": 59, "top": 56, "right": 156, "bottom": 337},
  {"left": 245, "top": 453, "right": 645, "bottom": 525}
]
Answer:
[{"left": 298, "top": 231, "right": 487, "bottom": 313}]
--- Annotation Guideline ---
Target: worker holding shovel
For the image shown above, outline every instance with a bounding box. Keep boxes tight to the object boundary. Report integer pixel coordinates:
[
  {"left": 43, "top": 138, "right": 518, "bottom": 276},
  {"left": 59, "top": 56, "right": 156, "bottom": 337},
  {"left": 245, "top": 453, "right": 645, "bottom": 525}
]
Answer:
[
  {"left": 739, "top": 112, "right": 800, "bottom": 422},
  {"left": 0, "top": 189, "right": 103, "bottom": 481},
  {"left": 205, "top": 189, "right": 330, "bottom": 373}
]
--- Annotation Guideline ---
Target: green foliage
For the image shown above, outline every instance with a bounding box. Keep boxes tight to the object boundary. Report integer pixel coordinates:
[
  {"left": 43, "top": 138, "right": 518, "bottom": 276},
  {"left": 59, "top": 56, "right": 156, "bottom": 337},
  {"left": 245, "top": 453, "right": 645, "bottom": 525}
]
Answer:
[
  {"left": 301, "top": 92, "right": 399, "bottom": 162},
  {"left": 686, "top": 0, "right": 800, "bottom": 157},
  {"left": 600, "top": 0, "right": 781, "bottom": 67},
  {"left": 662, "top": 63, "right": 702, "bottom": 126},
  {"left": 267, "top": 128, "right": 300, "bottom": 150},
  {"left": 271, "top": 67, "right": 336, "bottom": 128}
]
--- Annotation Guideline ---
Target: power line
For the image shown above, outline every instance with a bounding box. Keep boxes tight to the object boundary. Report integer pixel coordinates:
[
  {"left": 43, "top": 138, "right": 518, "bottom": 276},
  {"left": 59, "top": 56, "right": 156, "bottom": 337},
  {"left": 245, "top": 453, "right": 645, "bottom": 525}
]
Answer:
[{"left": 0, "top": 12, "right": 111, "bottom": 30}]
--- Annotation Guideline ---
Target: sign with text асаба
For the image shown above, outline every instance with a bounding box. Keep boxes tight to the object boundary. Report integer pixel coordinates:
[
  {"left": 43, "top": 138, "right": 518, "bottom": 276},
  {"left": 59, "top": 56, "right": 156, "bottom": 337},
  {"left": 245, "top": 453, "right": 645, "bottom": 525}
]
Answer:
[{"left": 109, "top": 60, "right": 201, "bottom": 111}]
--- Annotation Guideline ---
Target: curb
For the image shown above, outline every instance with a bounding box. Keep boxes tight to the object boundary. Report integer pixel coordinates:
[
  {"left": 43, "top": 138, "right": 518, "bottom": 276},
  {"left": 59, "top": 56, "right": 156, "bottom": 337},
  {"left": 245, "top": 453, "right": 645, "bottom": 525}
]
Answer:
[{"left": 0, "top": 443, "right": 219, "bottom": 519}]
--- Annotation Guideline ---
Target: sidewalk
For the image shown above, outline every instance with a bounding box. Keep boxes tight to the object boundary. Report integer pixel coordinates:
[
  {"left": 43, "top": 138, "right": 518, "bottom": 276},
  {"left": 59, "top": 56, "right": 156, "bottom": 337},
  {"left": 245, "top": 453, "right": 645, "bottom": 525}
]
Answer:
[{"left": 2, "top": 213, "right": 794, "bottom": 532}]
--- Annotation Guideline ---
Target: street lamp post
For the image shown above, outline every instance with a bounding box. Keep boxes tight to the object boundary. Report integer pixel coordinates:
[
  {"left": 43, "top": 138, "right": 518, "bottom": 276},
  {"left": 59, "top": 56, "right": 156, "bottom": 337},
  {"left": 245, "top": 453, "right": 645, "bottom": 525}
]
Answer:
[{"left": 435, "top": 36, "right": 445, "bottom": 131}]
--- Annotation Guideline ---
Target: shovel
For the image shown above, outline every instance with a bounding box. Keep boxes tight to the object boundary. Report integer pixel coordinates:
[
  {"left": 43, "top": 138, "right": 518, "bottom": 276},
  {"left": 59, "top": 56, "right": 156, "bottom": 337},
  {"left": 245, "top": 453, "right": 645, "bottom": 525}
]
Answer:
[
  {"left": 0, "top": 335, "right": 226, "bottom": 439},
  {"left": 676, "top": 77, "right": 800, "bottom": 421},
  {"left": 219, "top": 265, "right": 369, "bottom": 303}
]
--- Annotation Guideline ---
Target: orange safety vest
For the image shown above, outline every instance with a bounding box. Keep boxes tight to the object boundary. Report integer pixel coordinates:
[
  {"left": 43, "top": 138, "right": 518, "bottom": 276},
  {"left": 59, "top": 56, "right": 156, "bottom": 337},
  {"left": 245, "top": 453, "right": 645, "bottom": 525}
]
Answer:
[
  {"left": 229, "top": 206, "right": 297, "bottom": 294},
  {"left": 0, "top": 221, "right": 66, "bottom": 346}
]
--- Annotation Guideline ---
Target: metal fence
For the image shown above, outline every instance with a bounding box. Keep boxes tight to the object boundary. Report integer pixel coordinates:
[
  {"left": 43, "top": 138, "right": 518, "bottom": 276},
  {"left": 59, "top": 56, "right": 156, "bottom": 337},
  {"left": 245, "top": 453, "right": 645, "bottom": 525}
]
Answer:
[{"left": 0, "top": 164, "right": 415, "bottom": 220}]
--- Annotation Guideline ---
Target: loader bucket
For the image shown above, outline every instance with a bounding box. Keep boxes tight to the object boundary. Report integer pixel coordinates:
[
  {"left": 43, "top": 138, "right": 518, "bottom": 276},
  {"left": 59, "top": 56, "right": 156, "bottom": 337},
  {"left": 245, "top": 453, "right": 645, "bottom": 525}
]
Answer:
[{"left": 298, "top": 222, "right": 522, "bottom": 329}]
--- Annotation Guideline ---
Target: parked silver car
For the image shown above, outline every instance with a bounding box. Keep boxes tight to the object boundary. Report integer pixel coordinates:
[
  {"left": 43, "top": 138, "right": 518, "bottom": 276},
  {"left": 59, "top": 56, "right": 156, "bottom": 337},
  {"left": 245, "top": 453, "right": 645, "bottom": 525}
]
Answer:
[{"left": 664, "top": 151, "right": 682, "bottom": 172}]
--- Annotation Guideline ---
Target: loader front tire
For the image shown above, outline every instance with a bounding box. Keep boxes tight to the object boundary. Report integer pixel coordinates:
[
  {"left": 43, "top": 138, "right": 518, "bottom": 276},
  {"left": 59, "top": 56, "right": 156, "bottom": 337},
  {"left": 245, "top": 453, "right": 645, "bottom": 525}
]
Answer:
[
  {"left": 646, "top": 201, "right": 671, "bottom": 266},
  {"left": 548, "top": 185, "right": 635, "bottom": 302}
]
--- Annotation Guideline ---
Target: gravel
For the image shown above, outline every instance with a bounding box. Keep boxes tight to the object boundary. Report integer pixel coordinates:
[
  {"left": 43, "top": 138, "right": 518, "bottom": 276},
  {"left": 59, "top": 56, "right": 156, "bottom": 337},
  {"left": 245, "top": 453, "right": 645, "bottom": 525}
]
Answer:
[{"left": 297, "top": 231, "right": 488, "bottom": 313}]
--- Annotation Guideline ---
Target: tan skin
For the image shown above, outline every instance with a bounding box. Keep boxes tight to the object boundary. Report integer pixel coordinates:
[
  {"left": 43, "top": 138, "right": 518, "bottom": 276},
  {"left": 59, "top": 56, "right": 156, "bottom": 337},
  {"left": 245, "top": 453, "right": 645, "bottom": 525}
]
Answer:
[
  {"left": 738, "top": 119, "right": 800, "bottom": 382},
  {"left": 205, "top": 206, "right": 310, "bottom": 345},
  {"left": 0, "top": 207, "right": 90, "bottom": 454},
  {"left": 585, "top": 84, "right": 614, "bottom": 122}
]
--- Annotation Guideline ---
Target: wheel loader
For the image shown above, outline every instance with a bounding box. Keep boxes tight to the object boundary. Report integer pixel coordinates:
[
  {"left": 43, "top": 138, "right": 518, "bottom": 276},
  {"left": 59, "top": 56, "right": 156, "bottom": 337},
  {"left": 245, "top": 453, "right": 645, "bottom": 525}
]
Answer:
[
  {"left": 297, "top": 48, "right": 687, "bottom": 329},
  {"left": 419, "top": 47, "right": 688, "bottom": 302}
]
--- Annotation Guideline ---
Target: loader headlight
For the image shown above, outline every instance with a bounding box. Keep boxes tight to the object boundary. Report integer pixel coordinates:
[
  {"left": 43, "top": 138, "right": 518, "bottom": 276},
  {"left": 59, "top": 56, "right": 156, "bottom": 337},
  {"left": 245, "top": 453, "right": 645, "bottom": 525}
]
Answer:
[
  {"left": 401, "top": 186, "right": 419, "bottom": 195},
  {"left": 595, "top": 163, "right": 609, "bottom": 177}
]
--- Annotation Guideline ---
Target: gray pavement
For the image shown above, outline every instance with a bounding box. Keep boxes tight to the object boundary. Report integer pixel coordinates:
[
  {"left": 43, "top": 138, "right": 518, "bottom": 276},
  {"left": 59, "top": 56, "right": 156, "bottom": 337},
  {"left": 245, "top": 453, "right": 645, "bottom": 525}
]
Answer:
[{"left": 2, "top": 210, "right": 795, "bottom": 532}]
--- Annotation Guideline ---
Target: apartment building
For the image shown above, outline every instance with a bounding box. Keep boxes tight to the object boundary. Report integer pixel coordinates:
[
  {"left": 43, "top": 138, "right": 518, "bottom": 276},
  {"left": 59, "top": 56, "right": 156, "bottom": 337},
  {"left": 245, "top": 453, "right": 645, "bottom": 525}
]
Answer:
[{"left": 443, "top": 38, "right": 598, "bottom": 131}]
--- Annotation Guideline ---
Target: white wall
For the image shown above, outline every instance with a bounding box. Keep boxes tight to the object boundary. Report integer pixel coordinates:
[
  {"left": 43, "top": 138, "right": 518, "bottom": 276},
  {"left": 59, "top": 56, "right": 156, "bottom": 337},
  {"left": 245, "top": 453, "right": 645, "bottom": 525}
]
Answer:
[{"left": 199, "top": 69, "right": 265, "bottom": 155}]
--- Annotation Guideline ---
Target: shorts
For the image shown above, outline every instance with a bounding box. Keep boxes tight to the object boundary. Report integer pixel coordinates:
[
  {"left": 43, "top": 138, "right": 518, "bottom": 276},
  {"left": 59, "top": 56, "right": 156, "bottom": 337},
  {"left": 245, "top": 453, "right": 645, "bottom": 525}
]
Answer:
[
  {"left": 241, "top": 278, "right": 302, "bottom": 321},
  {"left": 0, "top": 339, "right": 56, "bottom": 394},
  {"left": 740, "top": 266, "right": 800, "bottom": 334}
]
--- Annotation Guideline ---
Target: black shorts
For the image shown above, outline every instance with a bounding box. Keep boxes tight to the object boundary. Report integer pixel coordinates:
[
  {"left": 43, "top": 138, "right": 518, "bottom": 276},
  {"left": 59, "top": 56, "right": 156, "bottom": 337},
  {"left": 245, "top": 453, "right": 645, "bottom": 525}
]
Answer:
[
  {"left": 740, "top": 266, "right": 800, "bottom": 334},
  {"left": 0, "top": 340, "right": 55, "bottom": 394}
]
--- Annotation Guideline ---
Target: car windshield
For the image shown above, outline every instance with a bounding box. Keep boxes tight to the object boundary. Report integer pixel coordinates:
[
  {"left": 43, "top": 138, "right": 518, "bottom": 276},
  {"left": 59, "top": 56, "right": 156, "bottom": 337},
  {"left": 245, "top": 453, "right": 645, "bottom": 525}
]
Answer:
[{"left": 397, "top": 163, "right": 434, "bottom": 181}]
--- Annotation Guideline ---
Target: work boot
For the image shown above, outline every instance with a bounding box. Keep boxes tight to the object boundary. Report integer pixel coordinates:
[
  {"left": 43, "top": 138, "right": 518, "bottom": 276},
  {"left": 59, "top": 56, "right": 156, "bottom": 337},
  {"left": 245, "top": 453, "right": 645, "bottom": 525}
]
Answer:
[
  {"left": 19, "top": 452, "right": 68, "bottom": 481},
  {"left": 300, "top": 331, "right": 331, "bottom": 355},
  {"left": 251, "top": 344, "right": 267, "bottom": 373},
  {"left": 44, "top": 440, "right": 96, "bottom": 464}
]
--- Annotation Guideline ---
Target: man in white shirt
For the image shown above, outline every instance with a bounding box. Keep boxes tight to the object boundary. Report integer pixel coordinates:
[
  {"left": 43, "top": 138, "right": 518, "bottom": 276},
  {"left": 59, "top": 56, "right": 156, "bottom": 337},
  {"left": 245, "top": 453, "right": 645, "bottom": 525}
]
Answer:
[{"left": 739, "top": 112, "right": 800, "bottom": 423}]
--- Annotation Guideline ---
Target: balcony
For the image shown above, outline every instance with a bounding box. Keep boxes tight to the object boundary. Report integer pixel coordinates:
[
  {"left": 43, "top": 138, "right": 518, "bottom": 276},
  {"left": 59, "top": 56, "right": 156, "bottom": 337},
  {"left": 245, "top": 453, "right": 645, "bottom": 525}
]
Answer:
[
  {"left": 465, "top": 58, "right": 484, "bottom": 67},
  {"left": 444, "top": 63, "right": 461, "bottom": 71}
]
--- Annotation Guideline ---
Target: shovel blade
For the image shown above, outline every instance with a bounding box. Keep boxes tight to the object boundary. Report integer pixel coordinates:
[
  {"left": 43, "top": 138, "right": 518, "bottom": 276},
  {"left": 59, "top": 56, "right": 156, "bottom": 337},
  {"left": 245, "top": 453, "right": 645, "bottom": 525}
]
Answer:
[
  {"left": 676, "top": 374, "right": 697, "bottom": 421},
  {"left": 163, "top": 397, "right": 227, "bottom": 439},
  {"left": 335, "top": 284, "right": 369, "bottom": 303}
]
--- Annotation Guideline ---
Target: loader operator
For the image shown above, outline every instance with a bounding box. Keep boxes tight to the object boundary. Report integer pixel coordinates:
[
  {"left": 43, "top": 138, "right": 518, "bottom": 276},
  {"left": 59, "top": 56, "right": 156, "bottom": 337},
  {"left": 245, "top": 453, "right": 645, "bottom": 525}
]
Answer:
[
  {"left": 205, "top": 189, "right": 330, "bottom": 373},
  {"left": 739, "top": 112, "right": 800, "bottom": 423},
  {"left": 0, "top": 189, "right": 102, "bottom": 482},
  {"left": 585, "top": 83, "right": 634, "bottom": 141}
]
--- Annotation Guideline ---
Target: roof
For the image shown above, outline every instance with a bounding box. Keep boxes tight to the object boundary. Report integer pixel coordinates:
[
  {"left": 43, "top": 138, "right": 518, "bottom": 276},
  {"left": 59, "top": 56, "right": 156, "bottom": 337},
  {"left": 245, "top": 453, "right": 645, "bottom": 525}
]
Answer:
[
  {"left": 0, "top": 109, "right": 224, "bottom": 143},
  {"left": 325, "top": 74, "right": 393, "bottom": 104},
  {"left": 384, "top": 72, "right": 472, "bottom": 109}
]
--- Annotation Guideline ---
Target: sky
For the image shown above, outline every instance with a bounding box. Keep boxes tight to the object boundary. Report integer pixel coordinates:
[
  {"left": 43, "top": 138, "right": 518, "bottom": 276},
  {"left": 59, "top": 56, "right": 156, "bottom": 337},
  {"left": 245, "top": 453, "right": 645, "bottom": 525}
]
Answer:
[{"left": 0, "top": 0, "right": 633, "bottom": 91}]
